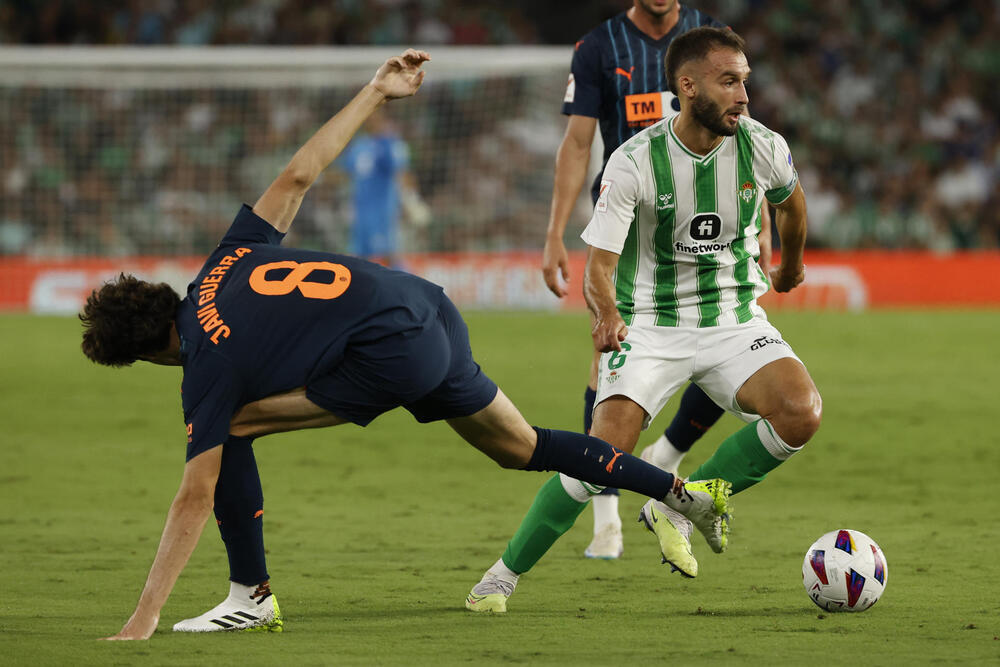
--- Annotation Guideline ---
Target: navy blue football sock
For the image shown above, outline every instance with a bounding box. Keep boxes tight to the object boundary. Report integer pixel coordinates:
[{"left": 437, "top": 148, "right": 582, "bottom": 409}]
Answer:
[
  {"left": 583, "top": 386, "right": 597, "bottom": 434},
  {"left": 664, "top": 383, "right": 725, "bottom": 452},
  {"left": 583, "top": 387, "right": 619, "bottom": 496},
  {"left": 525, "top": 427, "right": 675, "bottom": 500},
  {"left": 214, "top": 436, "right": 269, "bottom": 585}
]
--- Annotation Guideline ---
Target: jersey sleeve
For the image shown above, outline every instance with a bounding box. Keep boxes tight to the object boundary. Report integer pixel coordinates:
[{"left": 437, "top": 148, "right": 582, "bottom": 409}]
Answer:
[
  {"left": 580, "top": 149, "right": 641, "bottom": 254},
  {"left": 763, "top": 132, "right": 799, "bottom": 205},
  {"left": 561, "top": 36, "right": 602, "bottom": 118},
  {"left": 703, "top": 13, "right": 727, "bottom": 28},
  {"left": 182, "top": 354, "right": 244, "bottom": 461},
  {"left": 217, "top": 204, "right": 287, "bottom": 248}
]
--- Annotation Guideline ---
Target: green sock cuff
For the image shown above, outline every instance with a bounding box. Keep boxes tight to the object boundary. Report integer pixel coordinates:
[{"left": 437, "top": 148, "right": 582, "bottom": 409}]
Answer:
[
  {"left": 501, "top": 474, "right": 588, "bottom": 574},
  {"left": 689, "top": 420, "right": 783, "bottom": 494}
]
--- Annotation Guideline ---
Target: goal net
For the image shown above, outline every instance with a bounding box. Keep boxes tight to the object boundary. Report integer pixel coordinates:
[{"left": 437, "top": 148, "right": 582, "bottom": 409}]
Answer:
[{"left": 0, "top": 46, "right": 599, "bottom": 259}]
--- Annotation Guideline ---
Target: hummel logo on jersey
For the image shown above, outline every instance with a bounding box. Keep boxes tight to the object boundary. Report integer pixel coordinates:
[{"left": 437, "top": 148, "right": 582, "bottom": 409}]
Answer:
[{"left": 657, "top": 193, "right": 674, "bottom": 210}]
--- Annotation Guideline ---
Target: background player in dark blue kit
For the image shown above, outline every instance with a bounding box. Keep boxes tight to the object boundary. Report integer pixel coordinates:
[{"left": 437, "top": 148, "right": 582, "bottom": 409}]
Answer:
[
  {"left": 81, "top": 50, "right": 731, "bottom": 640},
  {"left": 538, "top": 0, "right": 772, "bottom": 560}
]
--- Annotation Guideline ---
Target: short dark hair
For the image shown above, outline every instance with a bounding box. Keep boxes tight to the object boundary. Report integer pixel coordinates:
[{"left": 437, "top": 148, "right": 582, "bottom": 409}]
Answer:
[
  {"left": 665, "top": 27, "right": 746, "bottom": 94},
  {"left": 80, "top": 273, "right": 180, "bottom": 367}
]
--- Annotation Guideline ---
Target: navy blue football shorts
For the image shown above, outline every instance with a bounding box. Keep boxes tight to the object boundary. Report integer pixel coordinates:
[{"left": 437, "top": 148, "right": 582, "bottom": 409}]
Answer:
[{"left": 305, "top": 294, "right": 498, "bottom": 426}]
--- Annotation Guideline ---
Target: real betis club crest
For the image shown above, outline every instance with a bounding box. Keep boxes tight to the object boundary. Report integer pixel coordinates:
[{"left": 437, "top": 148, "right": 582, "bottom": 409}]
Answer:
[{"left": 740, "top": 181, "right": 756, "bottom": 203}]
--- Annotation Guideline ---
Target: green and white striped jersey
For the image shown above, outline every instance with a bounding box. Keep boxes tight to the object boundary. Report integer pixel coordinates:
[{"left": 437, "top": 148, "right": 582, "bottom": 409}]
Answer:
[{"left": 581, "top": 114, "right": 798, "bottom": 328}]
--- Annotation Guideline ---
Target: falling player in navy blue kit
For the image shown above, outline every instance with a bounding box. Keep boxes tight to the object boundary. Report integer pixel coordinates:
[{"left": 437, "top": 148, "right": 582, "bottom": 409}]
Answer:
[
  {"left": 536, "top": 0, "right": 772, "bottom": 562},
  {"left": 82, "top": 50, "right": 731, "bottom": 640}
]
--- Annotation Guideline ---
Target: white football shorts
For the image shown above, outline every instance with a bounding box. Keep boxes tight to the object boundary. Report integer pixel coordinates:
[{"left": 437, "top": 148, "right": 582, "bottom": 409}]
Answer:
[{"left": 594, "top": 316, "right": 802, "bottom": 428}]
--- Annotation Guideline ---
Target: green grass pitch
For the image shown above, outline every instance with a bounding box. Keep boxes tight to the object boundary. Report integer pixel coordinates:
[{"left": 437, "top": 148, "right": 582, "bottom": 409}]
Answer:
[{"left": 2, "top": 309, "right": 999, "bottom": 665}]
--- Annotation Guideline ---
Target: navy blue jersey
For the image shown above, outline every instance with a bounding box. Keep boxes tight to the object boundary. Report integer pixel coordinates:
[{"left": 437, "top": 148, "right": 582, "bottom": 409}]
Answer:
[
  {"left": 177, "top": 205, "right": 444, "bottom": 460},
  {"left": 561, "top": 8, "right": 725, "bottom": 201}
]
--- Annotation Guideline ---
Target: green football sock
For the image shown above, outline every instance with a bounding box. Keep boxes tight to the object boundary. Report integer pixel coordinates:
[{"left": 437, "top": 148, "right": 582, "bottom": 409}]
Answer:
[
  {"left": 501, "top": 474, "right": 589, "bottom": 574},
  {"left": 688, "top": 419, "right": 791, "bottom": 494}
]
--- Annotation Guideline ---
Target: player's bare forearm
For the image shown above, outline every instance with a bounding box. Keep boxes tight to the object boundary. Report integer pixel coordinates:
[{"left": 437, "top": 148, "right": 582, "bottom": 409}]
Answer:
[
  {"left": 583, "top": 246, "right": 627, "bottom": 352},
  {"left": 102, "top": 449, "right": 222, "bottom": 640},
  {"left": 547, "top": 116, "right": 596, "bottom": 241},
  {"left": 769, "top": 183, "right": 808, "bottom": 293},
  {"left": 543, "top": 115, "right": 596, "bottom": 297},
  {"left": 254, "top": 50, "right": 430, "bottom": 234}
]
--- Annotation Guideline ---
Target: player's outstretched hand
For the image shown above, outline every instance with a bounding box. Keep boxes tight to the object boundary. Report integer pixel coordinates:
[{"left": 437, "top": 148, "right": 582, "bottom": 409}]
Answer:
[
  {"left": 371, "top": 49, "right": 430, "bottom": 100},
  {"left": 770, "top": 264, "right": 805, "bottom": 293},
  {"left": 542, "top": 237, "right": 570, "bottom": 298}
]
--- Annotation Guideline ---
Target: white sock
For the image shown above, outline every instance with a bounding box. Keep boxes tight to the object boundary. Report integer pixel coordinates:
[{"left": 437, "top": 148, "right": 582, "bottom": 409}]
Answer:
[
  {"left": 559, "top": 473, "right": 602, "bottom": 503},
  {"left": 591, "top": 494, "right": 621, "bottom": 532},
  {"left": 487, "top": 558, "right": 520, "bottom": 586},
  {"left": 756, "top": 419, "right": 799, "bottom": 460},
  {"left": 645, "top": 434, "right": 686, "bottom": 475},
  {"left": 227, "top": 582, "right": 257, "bottom": 604}
]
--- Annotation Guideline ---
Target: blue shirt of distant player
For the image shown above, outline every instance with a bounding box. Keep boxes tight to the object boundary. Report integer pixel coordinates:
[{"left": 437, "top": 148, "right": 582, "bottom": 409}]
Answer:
[
  {"left": 562, "top": 8, "right": 725, "bottom": 202},
  {"left": 339, "top": 132, "right": 410, "bottom": 257},
  {"left": 176, "top": 205, "right": 443, "bottom": 461}
]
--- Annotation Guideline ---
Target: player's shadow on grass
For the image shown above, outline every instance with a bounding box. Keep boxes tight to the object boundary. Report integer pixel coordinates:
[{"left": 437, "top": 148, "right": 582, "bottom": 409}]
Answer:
[{"left": 678, "top": 607, "right": 812, "bottom": 618}]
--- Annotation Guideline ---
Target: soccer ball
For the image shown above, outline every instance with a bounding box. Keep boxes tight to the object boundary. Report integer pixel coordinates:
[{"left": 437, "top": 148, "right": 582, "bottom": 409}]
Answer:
[{"left": 802, "top": 529, "right": 887, "bottom": 612}]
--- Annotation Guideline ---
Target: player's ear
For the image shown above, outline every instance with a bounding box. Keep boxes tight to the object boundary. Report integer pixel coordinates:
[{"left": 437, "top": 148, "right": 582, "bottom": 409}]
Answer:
[{"left": 676, "top": 73, "right": 697, "bottom": 100}]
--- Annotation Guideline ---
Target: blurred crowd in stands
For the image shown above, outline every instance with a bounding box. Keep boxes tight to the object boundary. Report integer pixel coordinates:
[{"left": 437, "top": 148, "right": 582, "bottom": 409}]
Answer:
[
  {"left": 0, "top": 0, "right": 997, "bottom": 254},
  {"left": 0, "top": 74, "right": 562, "bottom": 256}
]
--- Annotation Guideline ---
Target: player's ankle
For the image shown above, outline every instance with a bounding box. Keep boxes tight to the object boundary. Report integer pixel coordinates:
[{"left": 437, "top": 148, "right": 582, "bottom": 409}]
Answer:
[{"left": 230, "top": 580, "right": 272, "bottom": 602}]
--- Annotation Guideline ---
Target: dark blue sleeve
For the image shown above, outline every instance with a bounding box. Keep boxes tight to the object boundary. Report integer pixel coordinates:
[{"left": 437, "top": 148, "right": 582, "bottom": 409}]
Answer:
[
  {"left": 562, "top": 34, "right": 602, "bottom": 118},
  {"left": 217, "top": 204, "right": 287, "bottom": 248},
  {"left": 703, "top": 12, "right": 727, "bottom": 29},
  {"left": 182, "top": 353, "right": 244, "bottom": 461}
]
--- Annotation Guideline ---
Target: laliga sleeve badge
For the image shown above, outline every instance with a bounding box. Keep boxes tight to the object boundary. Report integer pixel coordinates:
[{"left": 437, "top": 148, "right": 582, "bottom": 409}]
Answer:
[{"left": 596, "top": 179, "right": 612, "bottom": 212}]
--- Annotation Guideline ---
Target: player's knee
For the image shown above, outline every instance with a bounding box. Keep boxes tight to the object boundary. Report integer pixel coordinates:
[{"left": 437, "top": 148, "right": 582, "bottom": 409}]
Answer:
[{"left": 777, "top": 389, "right": 822, "bottom": 447}]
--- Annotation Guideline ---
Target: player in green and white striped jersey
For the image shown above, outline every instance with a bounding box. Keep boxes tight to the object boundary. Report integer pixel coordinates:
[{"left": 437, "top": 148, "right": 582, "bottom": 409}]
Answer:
[
  {"left": 466, "top": 27, "right": 822, "bottom": 612},
  {"left": 586, "top": 110, "right": 796, "bottom": 328}
]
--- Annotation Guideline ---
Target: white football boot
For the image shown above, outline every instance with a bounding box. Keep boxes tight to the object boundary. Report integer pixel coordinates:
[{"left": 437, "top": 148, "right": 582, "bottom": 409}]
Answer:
[
  {"left": 173, "top": 581, "right": 282, "bottom": 632},
  {"left": 638, "top": 499, "right": 697, "bottom": 577},
  {"left": 662, "top": 478, "right": 733, "bottom": 553},
  {"left": 584, "top": 523, "right": 624, "bottom": 559}
]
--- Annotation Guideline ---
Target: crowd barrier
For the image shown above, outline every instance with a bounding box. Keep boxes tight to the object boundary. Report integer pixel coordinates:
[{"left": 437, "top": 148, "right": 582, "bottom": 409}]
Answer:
[{"left": 2, "top": 250, "right": 998, "bottom": 315}]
